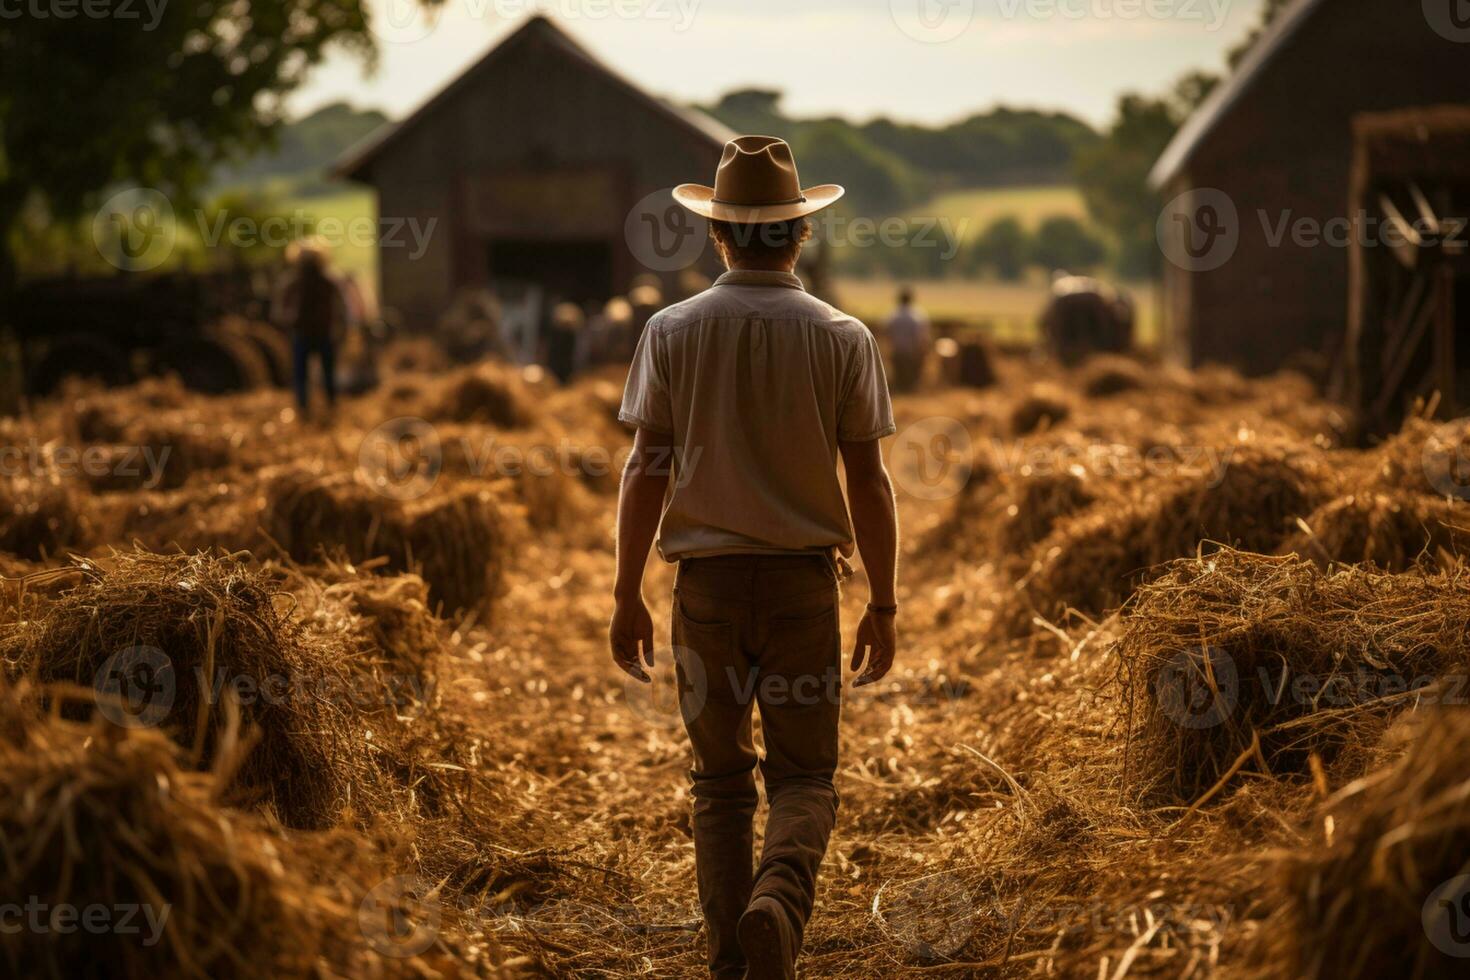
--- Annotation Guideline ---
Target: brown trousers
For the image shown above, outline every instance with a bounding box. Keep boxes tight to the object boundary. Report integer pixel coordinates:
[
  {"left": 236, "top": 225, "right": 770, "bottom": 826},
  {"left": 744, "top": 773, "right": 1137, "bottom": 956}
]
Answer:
[{"left": 672, "top": 554, "right": 842, "bottom": 979}]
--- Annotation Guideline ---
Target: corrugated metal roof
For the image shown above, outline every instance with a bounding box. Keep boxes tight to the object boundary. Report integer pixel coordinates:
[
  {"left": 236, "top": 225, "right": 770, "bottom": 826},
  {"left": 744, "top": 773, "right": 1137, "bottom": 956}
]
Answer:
[
  {"left": 333, "top": 14, "right": 735, "bottom": 181},
  {"left": 1149, "top": 0, "right": 1328, "bottom": 188}
]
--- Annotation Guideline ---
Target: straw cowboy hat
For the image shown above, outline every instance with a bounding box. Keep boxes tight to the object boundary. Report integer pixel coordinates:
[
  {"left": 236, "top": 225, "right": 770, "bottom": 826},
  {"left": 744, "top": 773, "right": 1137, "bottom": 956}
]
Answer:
[{"left": 673, "top": 135, "right": 844, "bottom": 223}]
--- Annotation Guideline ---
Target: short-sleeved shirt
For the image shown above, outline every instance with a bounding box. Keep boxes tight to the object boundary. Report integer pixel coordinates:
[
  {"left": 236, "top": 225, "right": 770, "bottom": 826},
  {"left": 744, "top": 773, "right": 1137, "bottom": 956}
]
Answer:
[{"left": 619, "top": 269, "right": 896, "bottom": 563}]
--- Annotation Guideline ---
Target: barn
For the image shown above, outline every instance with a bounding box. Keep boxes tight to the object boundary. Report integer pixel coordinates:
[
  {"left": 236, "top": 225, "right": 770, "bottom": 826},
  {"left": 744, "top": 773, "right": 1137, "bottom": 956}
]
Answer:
[
  {"left": 1150, "top": 0, "right": 1470, "bottom": 383},
  {"left": 335, "top": 15, "right": 733, "bottom": 331}
]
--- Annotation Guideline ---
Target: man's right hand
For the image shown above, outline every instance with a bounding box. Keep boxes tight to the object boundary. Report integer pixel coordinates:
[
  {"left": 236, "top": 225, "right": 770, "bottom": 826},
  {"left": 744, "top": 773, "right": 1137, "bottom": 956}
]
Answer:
[{"left": 609, "top": 596, "right": 654, "bottom": 683}]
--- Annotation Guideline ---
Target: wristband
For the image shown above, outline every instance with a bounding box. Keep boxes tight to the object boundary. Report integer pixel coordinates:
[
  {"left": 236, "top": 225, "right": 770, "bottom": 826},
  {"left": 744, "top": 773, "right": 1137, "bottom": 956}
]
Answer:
[{"left": 866, "top": 602, "right": 898, "bottom": 615}]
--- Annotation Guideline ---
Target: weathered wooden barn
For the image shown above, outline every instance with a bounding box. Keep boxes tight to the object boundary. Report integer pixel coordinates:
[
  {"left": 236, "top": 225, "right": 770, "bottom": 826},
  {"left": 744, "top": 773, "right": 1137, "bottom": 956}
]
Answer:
[
  {"left": 335, "top": 15, "right": 732, "bottom": 330},
  {"left": 1150, "top": 0, "right": 1470, "bottom": 379}
]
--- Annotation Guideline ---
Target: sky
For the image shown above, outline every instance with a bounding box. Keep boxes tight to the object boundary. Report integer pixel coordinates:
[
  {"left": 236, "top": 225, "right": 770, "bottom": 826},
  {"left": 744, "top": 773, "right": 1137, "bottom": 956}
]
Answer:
[{"left": 291, "top": 0, "right": 1269, "bottom": 128}]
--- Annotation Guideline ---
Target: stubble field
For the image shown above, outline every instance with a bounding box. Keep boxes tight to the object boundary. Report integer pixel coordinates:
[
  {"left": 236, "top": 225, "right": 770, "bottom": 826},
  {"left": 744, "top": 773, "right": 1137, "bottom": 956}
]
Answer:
[{"left": 2, "top": 346, "right": 1469, "bottom": 978}]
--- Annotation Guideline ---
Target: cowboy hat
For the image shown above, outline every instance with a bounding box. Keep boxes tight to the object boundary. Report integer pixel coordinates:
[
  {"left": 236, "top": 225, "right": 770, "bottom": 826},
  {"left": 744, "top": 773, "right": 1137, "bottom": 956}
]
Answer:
[{"left": 673, "top": 135, "right": 844, "bottom": 223}]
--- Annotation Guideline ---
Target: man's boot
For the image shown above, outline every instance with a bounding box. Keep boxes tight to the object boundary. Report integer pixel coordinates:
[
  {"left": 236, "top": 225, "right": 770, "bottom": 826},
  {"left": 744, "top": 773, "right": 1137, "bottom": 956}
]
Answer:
[{"left": 738, "top": 895, "right": 797, "bottom": 980}]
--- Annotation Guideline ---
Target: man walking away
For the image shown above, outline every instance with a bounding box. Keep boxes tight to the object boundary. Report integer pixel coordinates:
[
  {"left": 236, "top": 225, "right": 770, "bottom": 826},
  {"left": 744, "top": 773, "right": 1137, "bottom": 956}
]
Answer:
[
  {"left": 886, "top": 286, "right": 931, "bottom": 393},
  {"left": 274, "top": 238, "right": 347, "bottom": 420},
  {"left": 609, "top": 135, "right": 901, "bottom": 979}
]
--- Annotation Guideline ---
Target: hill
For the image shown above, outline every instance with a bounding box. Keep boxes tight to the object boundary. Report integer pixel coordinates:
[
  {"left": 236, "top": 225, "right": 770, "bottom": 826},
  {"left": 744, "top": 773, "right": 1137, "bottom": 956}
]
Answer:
[
  {"left": 701, "top": 89, "right": 1100, "bottom": 216},
  {"left": 212, "top": 102, "right": 388, "bottom": 196}
]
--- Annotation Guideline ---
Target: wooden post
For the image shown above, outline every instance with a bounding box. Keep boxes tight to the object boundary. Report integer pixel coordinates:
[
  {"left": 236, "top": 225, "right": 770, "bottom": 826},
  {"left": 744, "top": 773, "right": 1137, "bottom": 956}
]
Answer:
[{"left": 1435, "top": 262, "right": 1456, "bottom": 419}]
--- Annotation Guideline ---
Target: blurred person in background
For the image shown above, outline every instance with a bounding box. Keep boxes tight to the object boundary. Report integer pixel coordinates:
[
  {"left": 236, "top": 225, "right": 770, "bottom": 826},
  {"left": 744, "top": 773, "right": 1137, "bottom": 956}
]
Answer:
[
  {"left": 886, "top": 285, "right": 931, "bottom": 393},
  {"left": 628, "top": 278, "right": 664, "bottom": 350},
  {"left": 273, "top": 237, "right": 348, "bottom": 420},
  {"left": 610, "top": 136, "right": 899, "bottom": 980},
  {"left": 545, "top": 300, "right": 584, "bottom": 384}
]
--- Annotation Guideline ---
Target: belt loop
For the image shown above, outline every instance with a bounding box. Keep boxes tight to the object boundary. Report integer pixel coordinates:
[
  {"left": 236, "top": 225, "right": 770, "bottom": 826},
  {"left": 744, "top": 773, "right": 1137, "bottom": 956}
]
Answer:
[{"left": 828, "top": 548, "right": 855, "bottom": 583}]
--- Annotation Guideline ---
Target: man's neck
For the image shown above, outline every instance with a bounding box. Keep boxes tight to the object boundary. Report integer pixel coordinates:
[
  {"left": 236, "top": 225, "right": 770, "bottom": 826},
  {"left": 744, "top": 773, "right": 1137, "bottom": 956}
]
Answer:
[{"left": 727, "top": 261, "right": 798, "bottom": 275}]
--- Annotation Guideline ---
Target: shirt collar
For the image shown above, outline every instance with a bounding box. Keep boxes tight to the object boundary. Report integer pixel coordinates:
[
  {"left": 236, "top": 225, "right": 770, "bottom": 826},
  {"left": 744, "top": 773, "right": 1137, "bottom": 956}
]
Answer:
[{"left": 714, "top": 269, "right": 807, "bottom": 292}]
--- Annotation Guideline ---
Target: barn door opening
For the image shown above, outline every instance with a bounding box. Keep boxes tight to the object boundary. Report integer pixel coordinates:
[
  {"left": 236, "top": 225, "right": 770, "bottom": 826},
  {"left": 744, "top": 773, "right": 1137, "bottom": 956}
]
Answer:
[{"left": 486, "top": 239, "right": 614, "bottom": 306}]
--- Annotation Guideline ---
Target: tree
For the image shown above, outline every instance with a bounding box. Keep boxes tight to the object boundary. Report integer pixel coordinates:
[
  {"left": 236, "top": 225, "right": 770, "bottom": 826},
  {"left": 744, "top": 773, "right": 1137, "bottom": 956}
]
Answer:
[
  {"left": 0, "top": 0, "right": 382, "bottom": 301},
  {"left": 1030, "top": 216, "right": 1108, "bottom": 273},
  {"left": 1073, "top": 78, "right": 1205, "bottom": 278},
  {"left": 1070, "top": 0, "right": 1293, "bottom": 280},
  {"left": 969, "top": 216, "right": 1031, "bottom": 281},
  {"left": 792, "top": 122, "right": 920, "bottom": 218},
  {"left": 1228, "top": 0, "right": 1295, "bottom": 68}
]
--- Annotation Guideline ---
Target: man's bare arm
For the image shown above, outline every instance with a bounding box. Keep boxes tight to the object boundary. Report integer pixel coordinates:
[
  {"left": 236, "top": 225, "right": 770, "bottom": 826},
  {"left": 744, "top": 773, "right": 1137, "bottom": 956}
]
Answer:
[
  {"left": 609, "top": 427, "right": 673, "bottom": 682},
  {"left": 840, "top": 437, "right": 899, "bottom": 686}
]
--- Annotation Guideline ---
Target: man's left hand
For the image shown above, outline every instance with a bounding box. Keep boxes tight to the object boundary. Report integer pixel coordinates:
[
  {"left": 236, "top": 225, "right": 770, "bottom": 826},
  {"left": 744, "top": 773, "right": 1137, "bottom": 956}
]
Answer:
[
  {"left": 851, "top": 609, "right": 897, "bottom": 687},
  {"left": 609, "top": 596, "right": 655, "bottom": 683}
]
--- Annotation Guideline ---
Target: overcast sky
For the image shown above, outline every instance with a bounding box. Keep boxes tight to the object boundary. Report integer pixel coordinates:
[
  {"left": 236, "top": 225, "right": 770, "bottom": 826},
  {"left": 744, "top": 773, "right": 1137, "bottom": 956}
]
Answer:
[{"left": 292, "top": 0, "right": 1267, "bottom": 127}]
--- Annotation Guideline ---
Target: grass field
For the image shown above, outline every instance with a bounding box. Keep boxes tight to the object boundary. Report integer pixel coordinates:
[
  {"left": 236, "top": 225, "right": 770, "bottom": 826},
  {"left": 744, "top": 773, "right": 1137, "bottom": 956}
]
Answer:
[
  {"left": 835, "top": 274, "right": 1158, "bottom": 346},
  {"left": 274, "top": 185, "right": 379, "bottom": 285},
  {"left": 905, "top": 184, "right": 1092, "bottom": 240}
]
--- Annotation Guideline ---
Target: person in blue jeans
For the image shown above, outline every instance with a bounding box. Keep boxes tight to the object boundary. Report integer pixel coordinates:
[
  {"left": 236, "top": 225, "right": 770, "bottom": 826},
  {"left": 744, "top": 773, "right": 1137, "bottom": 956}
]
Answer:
[{"left": 275, "top": 239, "right": 348, "bottom": 420}]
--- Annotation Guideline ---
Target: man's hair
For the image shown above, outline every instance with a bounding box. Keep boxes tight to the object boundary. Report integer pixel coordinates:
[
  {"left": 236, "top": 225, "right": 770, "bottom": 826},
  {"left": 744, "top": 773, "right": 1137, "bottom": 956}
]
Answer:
[
  {"left": 708, "top": 218, "right": 812, "bottom": 266},
  {"left": 898, "top": 286, "right": 914, "bottom": 306}
]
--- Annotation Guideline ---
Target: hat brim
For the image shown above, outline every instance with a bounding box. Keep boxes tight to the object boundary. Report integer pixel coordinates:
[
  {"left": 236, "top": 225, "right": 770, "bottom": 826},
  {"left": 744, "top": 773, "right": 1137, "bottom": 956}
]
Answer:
[{"left": 671, "top": 184, "right": 844, "bottom": 223}]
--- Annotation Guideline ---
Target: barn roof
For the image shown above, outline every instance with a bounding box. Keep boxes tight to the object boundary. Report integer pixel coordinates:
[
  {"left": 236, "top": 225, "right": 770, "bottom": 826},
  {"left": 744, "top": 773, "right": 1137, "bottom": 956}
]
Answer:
[
  {"left": 1149, "top": 0, "right": 1327, "bottom": 188},
  {"left": 334, "top": 15, "right": 735, "bottom": 181}
]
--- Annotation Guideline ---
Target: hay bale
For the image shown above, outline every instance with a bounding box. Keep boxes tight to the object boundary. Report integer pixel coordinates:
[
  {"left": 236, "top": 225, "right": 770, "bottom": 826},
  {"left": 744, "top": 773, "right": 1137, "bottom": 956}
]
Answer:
[
  {"left": 114, "top": 483, "right": 265, "bottom": 556},
  {"left": 0, "top": 551, "right": 382, "bottom": 828},
  {"left": 0, "top": 687, "right": 394, "bottom": 978},
  {"left": 65, "top": 376, "right": 192, "bottom": 444},
  {"left": 1271, "top": 708, "right": 1470, "bottom": 979},
  {"left": 0, "top": 476, "right": 88, "bottom": 560},
  {"left": 84, "top": 422, "right": 235, "bottom": 493},
  {"left": 380, "top": 336, "right": 448, "bottom": 375},
  {"left": 435, "top": 363, "right": 536, "bottom": 428},
  {"left": 1010, "top": 387, "right": 1071, "bottom": 436},
  {"left": 994, "top": 469, "right": 1098, "bottom": 555},
  {"left": 1115, "top": 550, "right": 1470, "bottom": 804},
  {"left": 264, "top": 472, "right": 504, "bottom": 613},
  {"left": 1079, "top": 355, "right": 1147, "bottom": 398},
  {"left": 310, "top": 563, "right": 446, "bottom": 686},
  {"left": 1004, "top": 446, "right": 1327, "bottom": 631},
  {"left": 1281, "top": 492, "right": 1470, "bottom": 570}
]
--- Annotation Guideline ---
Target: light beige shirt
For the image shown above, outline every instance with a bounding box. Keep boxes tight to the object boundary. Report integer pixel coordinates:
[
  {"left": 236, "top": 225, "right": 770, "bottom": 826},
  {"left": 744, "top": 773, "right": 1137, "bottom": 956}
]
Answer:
[{"left": 619, "top": 269, "right": 896, "bottom": 562}]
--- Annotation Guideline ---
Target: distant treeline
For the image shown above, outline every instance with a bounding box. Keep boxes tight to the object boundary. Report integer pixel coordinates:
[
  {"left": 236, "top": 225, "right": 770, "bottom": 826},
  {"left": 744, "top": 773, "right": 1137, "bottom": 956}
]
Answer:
[
  {"left": 212, "top": 102, "right": 389, "bottom": 195},
  {"left": 702, "top": 89, "right": 1099, "bottom": 217}
]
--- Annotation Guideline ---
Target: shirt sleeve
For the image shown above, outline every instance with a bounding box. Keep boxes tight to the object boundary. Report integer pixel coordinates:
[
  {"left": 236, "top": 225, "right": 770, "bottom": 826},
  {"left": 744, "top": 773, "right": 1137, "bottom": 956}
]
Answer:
[
  {"left": 838, "top": 328, "right": 897, "bottom": 441},
  {"left": 619, "top": 324, "right": 674, "bottom": 434}
]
